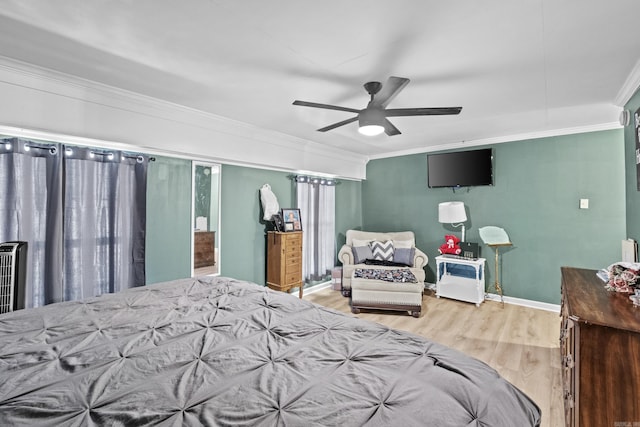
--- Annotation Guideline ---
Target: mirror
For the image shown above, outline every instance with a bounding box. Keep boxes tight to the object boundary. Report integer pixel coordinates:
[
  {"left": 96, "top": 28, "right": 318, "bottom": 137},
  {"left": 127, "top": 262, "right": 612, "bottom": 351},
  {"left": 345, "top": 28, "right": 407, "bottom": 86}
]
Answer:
[{"left": 192, "top": 162, "right": 221, "bottom": 276}]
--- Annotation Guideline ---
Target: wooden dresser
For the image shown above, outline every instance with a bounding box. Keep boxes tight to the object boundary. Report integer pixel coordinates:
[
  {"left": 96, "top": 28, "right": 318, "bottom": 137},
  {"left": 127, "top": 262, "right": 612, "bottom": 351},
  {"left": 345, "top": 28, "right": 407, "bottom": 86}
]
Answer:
[
  {"left": 266, "top": 231, "right": 303, "bottom": 298},
  {"left": 194, "top": 231, "right": 215, "bottom": 268},
  {"left": 560, "top": 267, "right": 640, "bottom": 427}
]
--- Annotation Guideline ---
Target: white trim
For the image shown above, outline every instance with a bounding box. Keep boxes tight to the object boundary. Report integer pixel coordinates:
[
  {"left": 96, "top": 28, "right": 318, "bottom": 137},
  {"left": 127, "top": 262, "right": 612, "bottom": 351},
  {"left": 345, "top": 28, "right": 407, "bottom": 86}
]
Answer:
[
  {"left": 0, "top": 126, "right": 361, "bottom": 180},
  {"left": 367, "top": 121, "right": 621, "bottom": 160},
  {"left": 304, "top": 281, "right": 560, "bottom": 313},
  {"left": 484, "top": 292, "right": 560, "bottom": 313},
  {"left": 614, "top": 58, "right": 640, "bottom": 107},
  {"left": 301, "top": 281, "right": 333, "bottom": 295},
  {"left": 0, "top": 55, "right": 368, "bottom": 179}
]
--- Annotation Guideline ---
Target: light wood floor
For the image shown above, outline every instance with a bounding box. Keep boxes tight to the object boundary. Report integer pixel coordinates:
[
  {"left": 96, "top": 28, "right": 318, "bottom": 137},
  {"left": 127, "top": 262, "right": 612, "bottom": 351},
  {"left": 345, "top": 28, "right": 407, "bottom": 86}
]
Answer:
[{"left": 304, "top": 288, "right": 563, "bottom": 427}]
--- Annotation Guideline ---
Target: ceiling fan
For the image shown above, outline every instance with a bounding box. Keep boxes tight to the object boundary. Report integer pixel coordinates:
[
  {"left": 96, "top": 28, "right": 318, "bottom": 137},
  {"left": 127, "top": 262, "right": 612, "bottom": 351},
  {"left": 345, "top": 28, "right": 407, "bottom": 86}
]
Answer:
[{"left": 293, "top": 76, "right": 462, "bottom": 136}]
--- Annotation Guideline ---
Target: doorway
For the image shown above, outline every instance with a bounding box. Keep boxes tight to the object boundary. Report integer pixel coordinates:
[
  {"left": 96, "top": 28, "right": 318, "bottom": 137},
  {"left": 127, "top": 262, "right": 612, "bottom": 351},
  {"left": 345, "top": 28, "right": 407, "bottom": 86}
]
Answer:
[{"left": 192, "top": 162, "right": 221, "bottom": 276}]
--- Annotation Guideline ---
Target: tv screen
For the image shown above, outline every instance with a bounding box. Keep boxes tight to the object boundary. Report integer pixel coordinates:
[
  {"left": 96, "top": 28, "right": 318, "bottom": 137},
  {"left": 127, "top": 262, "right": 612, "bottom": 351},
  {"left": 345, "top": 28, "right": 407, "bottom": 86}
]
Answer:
[{"left": 427, "top": 148, "right": 493, "bottom": 188}]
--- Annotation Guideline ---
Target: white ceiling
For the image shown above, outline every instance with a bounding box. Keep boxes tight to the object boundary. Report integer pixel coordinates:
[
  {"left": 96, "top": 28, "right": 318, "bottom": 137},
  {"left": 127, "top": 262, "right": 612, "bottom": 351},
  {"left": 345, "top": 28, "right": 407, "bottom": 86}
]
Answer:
[{"left": 0, "top": 0, "right": 639, "bottom": 159}]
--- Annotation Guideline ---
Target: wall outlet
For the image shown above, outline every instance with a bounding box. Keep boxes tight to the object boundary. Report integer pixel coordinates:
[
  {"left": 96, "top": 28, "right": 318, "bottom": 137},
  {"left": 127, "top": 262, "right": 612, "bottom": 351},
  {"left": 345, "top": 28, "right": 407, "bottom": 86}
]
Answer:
[{"left": 580, "top": 198, "right": 589, "bottom": 209}]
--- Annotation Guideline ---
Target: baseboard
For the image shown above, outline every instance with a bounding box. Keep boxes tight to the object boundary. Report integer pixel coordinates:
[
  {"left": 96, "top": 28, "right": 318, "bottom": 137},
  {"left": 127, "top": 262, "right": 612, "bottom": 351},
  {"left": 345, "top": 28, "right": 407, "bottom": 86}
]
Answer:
[
  {"left": 306, "top": 281, "right": 561, "bottom": 313},
  {"left": 483, "top": 292, "right": 560, "bottom": 313},
  {"left": 302, "top": 281, "right": 333, "bottom": 295}
]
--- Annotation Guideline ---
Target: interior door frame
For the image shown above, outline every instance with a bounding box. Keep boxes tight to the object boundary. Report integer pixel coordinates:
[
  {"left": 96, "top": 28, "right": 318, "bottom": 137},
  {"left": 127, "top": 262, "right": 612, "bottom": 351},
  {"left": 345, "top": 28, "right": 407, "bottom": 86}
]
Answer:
[{"left": 191, "top": 161, "right": 222, "bottom": 277}]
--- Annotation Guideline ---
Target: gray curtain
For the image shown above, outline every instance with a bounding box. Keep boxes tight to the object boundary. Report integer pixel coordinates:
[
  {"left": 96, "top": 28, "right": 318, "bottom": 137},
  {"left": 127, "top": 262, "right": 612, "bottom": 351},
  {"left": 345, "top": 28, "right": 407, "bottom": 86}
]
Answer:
[
  {"left": 0, "top": 138, "right": 63, "bottom": 307},
  {"left": 296, "top": 176, "right": 336, "bottom": 283},
  {"left": 0, "top": 138, "right": 148, "bottom": 308},
  {"left": 63, "top": 146, "right": 148, "bottom": 300}
]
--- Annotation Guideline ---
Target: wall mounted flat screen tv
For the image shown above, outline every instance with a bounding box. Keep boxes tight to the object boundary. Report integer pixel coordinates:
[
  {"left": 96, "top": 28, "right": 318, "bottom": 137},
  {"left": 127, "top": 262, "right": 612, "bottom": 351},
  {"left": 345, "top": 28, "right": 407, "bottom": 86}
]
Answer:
[{"left": 427, "top": 148, "right": 493, "bottom": 188}]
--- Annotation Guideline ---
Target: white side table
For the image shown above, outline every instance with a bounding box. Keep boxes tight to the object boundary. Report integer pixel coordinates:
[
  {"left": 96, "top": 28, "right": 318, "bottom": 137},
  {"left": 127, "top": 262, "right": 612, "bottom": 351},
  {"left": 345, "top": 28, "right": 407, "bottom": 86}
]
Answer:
[{"left": 435, "top": 255, "right": 486, "bottom": 307}]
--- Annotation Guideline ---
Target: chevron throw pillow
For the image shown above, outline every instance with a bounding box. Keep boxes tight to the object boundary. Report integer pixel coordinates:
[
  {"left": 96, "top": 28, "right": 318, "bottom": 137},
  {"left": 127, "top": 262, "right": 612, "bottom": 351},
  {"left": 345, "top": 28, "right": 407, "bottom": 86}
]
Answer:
[{"left": 370, "top": 240, "right": 394, "bottom": 261}]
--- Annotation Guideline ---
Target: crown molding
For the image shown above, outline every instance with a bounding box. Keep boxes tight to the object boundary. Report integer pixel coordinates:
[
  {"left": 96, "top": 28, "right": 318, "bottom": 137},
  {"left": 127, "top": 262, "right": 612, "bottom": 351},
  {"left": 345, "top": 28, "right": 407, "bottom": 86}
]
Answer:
[
  {"left": 614, "top": 58, "right": 640, "bottom": 107},
  {"left": 0, "top": 55, "right": 368, "bottom": 179},
  {"left": 367, "top": 121, "right": 621, "bottom": 160}
]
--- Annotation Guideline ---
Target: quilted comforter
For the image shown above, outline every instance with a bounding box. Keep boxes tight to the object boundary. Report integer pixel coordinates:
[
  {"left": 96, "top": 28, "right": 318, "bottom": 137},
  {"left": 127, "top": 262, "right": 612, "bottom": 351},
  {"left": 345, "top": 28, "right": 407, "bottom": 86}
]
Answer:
[{"left": 0, "top": 276, "right": 540, "bottom": 426}]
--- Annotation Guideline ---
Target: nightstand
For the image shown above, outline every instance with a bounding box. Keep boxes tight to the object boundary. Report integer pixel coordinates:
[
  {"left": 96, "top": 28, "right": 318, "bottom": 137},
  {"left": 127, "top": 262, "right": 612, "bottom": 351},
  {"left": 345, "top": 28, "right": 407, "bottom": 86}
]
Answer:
[{"left": 435, "top": 255, "right": 486, "bottom": 307}]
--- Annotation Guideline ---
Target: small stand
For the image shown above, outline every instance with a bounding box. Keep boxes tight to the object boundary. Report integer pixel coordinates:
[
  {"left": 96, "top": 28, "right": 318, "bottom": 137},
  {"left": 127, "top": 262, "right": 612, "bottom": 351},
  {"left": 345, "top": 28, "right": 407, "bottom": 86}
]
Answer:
[{"left": 487, "top": 242, "right": 512, "bottom": 306}]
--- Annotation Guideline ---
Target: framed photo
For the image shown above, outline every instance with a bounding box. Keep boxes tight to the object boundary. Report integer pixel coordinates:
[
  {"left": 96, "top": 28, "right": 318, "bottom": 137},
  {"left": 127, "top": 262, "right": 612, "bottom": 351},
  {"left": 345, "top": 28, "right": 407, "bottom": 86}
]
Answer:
[
  {"left": 272, "top": 213, "right": 284, "bottom": 232},
  {"left": 281, "top": 208, "right": 302, "bottom": 232}
]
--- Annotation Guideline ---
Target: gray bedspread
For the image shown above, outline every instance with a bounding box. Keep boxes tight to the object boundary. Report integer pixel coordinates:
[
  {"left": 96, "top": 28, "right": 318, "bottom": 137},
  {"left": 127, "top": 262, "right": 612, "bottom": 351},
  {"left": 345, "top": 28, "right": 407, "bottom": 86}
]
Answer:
[{"left": 0, "top": 276, "right": 541, "bottom": 426}]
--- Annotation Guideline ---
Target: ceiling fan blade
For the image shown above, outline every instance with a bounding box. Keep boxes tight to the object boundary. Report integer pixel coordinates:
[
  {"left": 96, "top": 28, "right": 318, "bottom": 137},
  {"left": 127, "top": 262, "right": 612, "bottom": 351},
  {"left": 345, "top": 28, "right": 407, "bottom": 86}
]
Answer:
[
  {"left": 317, "top": 116, "right": 359, "bottom": 132},
  {"left": 384, "top": 106, "right": 462, "bottom": 117},
  {"left": 293, "top": 100, "right": 360, "bottom": 114},
  {"left": 384, "top": 119, "right": 401, "bottom": 136},
  {"left": 371, "top": 76, "right": 410, "bottom": 108}
]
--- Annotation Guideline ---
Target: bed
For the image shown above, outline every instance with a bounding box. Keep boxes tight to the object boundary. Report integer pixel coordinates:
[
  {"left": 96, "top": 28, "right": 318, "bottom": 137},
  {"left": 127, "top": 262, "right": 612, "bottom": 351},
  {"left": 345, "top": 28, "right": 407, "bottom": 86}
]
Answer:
[{"left": 0, "top": 276, "right": 541, "bottom": 426}]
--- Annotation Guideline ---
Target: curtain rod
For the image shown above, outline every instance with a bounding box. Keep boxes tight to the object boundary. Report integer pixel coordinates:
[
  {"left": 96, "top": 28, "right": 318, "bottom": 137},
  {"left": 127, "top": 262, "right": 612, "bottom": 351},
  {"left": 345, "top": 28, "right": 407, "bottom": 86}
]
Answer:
[
  {"left": 1, "top": 137, "right": 155, "bottom": 162},
  {"left": 289, "top": 174, "right": 340, "bottom": 185}
]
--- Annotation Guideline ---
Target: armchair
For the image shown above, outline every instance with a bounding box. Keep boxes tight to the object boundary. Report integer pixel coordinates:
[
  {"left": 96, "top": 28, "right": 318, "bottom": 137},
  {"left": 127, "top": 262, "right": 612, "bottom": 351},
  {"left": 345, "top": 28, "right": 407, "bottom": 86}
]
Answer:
[{"left": 338, "top": 230, "right": 428, "bottom": 297}]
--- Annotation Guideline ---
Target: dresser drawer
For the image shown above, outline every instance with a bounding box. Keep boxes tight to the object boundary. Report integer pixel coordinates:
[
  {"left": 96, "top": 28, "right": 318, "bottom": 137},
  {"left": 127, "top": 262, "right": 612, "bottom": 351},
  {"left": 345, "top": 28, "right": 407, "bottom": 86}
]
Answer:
[
  {"left": 286, "top": 264, "right": 301, "bottom": 277},
  {"left": 284, "top": 272, "right": 302, "bottom": 285},
  {"left": 285, "top": 234, "right": 301, "bottom": 246},
  {"left": 286, "top": 253, "right": 301, "bottom": 265}
]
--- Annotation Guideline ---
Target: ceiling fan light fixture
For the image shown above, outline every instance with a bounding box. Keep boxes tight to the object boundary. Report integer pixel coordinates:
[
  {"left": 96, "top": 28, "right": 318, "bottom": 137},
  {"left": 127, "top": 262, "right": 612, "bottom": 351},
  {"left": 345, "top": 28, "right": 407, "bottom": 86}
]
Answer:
[
  {"left": 358, "top": 124, "right": 385, "bottom": 136},
  {"left": 358, "top": 108, "right": 385, "bottom": 136}
]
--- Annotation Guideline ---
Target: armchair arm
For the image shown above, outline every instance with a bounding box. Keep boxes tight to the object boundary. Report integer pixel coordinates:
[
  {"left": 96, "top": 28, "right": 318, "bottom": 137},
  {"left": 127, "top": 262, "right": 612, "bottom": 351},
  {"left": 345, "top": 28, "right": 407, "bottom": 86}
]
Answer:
[
  {"left": 338, "top": 244, "right": 354, "bottom": 266},
  {"left": 413, "top": 247, "right": 428, "bottom": 269}
]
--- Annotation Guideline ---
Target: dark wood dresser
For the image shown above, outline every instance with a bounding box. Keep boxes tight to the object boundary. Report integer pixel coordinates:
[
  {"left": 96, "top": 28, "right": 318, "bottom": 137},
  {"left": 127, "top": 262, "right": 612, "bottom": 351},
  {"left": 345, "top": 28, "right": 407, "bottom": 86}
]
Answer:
[
  {"left": 560, "top": 267, "right": 640, "bottom": 427},
  {"left": 266, "top": 231, "right": 303, "bottom": 298},
  {"left": 194, "top": 231, "right": 215, "bottom": 268}
]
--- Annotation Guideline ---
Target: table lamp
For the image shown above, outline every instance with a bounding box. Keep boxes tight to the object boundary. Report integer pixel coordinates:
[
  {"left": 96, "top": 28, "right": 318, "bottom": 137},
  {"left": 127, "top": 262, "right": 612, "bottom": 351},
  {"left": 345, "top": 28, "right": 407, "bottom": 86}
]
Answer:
[{"left": 438, "top": 201, "right": 467, "bottom": 242}]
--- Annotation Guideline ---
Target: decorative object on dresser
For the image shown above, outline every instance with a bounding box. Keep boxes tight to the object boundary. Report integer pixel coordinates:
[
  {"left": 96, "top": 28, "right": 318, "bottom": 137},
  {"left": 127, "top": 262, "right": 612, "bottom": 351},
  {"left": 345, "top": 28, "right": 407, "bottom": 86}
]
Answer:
[
  {"left": 281, "top": 208, "right": 302, "bottom": 231},
  {"left": 603, "top": 262, "right": 640, "bottom": 294},
  {"left": 266, "top": 231, "right": 303, "bottom": 298},
  {"left": 435, "top": 255, "right": 486, "bottom": 307},
  {"left": 259, "top": 183, "right": 280, "bottom": 221},
  {"left": 259, "top": 183, "right": 285, "bottom": 232},
  {"left": 438, "top": 201, "right": 467, "bottom": 241},
  {"left": 560, "top": 267, "right": 640, "bottom": 427},
  {"left": 193, "top": 231, "right": 215, "bottom": 269}
]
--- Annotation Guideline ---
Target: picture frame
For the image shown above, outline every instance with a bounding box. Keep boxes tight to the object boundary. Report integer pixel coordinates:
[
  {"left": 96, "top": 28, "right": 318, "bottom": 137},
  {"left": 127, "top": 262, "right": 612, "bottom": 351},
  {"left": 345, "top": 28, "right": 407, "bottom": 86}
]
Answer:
[
  {"left": 281, "top": 208, "right": 302, "bottom": 232},
  {"left": 272, "top": 213, "right": 284, "bottom": 232}
]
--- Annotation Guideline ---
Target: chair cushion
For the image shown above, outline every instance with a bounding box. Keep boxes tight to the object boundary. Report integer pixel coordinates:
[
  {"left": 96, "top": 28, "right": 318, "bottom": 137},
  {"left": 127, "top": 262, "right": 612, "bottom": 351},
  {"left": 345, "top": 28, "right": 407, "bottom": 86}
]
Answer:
[
  {"left": 354, "top": 268, "right": 417, "bottom": 283},
  {"left": 370, "top": 240, "right": 394, "bottom": 261},
  {"left": 393, "top": 247, "right": 415, "bottom": 267},
  {"left": 352, "top": 245, "right": 373, "bottom": 264}
]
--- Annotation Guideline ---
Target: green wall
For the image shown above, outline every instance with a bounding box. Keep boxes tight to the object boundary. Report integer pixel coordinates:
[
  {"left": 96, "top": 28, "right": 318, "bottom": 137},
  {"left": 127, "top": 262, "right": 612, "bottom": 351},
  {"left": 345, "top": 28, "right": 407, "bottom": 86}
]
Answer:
[
  {"left": 146, "top": 156, "right": 192, "bottom": 284},
  {"left": 363, "top": 129, "right": 626, "bottom": 304},
  {"left": 219, "top": 165, "right": 363, "bottom": 285},
  {"left": 219, "top": 165, "right": 295, "bottom": 284},
  {"left": 335, "top": 179, "right": 364, "bottom": 249},
  {"left": 146, "top": 158, "right": 362, "bottom": 288},
  {"left": 144, "top": 127, "right": 625, "bottom": 305},
  {"left": 625, "top": 88, "right": 640, "bottom": 241}
]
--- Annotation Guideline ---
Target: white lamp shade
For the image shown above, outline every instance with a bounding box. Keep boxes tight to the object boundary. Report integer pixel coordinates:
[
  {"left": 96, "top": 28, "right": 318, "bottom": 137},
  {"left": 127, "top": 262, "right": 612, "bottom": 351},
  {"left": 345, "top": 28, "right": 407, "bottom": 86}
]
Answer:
[
  {"left": 358, "top": 125, "right": 384, "bottom": 136},
  {"left": 438, "top": 201, "right": 467, "bottom": 223},
  {"left": 358, "top": 108, "right": 385, "bottom": 136}
]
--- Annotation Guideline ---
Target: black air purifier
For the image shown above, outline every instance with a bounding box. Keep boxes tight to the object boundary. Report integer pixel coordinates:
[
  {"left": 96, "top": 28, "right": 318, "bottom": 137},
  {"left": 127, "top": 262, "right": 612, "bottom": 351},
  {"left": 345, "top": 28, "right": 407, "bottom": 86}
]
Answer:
[{"left": 0, "top": 241, "right": 28, "bottom": 313}]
